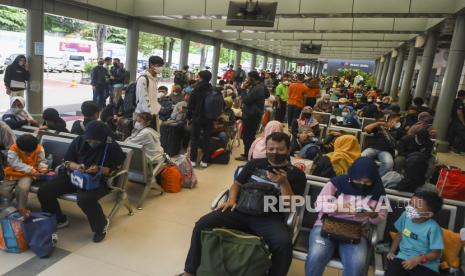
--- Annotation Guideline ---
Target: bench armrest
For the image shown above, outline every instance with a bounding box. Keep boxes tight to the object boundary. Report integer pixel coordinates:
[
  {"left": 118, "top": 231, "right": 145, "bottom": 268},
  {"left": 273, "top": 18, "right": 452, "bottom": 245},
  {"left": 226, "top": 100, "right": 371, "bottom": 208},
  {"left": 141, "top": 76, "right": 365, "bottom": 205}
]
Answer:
[
  {"left": 106, "top": 170, "right": 129, "bottom": 191},
  {"left": 211, "top": 189, "right": 229, "bottom": 210}
]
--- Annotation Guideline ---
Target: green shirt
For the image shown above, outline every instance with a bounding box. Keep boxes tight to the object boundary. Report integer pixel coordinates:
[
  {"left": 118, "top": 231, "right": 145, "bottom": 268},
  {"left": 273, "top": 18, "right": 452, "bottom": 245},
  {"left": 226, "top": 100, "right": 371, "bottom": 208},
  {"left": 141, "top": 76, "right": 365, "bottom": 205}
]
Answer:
[{"left": 275, "top": 83, "right": 289, "bottom": 102}]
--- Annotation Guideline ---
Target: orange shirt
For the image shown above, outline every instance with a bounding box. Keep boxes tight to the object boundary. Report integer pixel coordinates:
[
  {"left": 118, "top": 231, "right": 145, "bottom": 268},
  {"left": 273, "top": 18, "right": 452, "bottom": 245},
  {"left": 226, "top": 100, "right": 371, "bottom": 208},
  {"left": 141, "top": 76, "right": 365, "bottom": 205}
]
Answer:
[
  {"left": 307, "top": 87, "right": 321, "bottom": 98},
  {"left": 288, "top": 82, "right": 312, "bottom": 108}
]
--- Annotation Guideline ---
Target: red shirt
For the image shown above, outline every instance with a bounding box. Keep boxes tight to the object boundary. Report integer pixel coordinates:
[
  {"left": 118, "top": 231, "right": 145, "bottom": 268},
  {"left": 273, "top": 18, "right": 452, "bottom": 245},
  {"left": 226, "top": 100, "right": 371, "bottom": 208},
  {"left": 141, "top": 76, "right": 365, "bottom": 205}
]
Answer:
[{"left": 223, "top": 70, "right": 234, "bottom": 81}]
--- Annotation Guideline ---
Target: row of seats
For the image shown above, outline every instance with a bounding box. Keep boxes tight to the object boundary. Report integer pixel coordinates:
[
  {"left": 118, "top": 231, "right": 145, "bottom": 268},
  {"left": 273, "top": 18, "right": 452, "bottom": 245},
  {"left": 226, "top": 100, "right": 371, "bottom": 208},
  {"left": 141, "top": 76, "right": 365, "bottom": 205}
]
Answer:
[{"left": 313, "top": 111, "right": 376, "bottom": 142}]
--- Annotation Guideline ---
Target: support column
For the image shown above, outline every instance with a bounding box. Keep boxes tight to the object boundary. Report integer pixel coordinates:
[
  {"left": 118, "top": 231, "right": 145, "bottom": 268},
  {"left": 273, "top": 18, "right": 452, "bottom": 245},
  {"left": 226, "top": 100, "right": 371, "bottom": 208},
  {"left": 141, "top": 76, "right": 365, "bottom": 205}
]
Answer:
[
  {"left": 390, "top": 47, "right": 405, "bottom": 100},
  {"left": 250, "top": 51, "right": 257, "bottom": 71},
  {"left": 26, "top": 0, "right": 44, "bottom": 118},
  {"left": 384, "top": 51, "right": 397, "bottom": 95},
  {"left": 399, "top": 42, "right": 418, "bottom": 111},
  {"left": 280, "top": 59, "right": 285, "bottom": 73},
  {"left": 374, "top": 59, "right": 380, "bottom": 79},
  {"left": 414, "top": 31, "right": 440, "bottom": 99},
  {"left": 263, "top": 54, "right": 268, "bottom": 70},
  {"left": 234, "top": 48, "right": 242, "bottom": 69},
  {"left": 210, "top": 40, "right": 221, "bottom": 86},
  {"left": 376, "top": 57, "right": 384, "bottom": 87},
  {"left": 433, "top": 15, "right": 465, "bottom": 152},
  {"left": 179, "top": 32, "right": 190, "bottom": 69},
  {"left": 126, "top": 19, "right": 139, "bottom": 82},
  {"left": 271, "top": 56, "right": 277, "bottom": 72},
  {"left": 379, "top": 54, "right": 391, "bottom": 90}
]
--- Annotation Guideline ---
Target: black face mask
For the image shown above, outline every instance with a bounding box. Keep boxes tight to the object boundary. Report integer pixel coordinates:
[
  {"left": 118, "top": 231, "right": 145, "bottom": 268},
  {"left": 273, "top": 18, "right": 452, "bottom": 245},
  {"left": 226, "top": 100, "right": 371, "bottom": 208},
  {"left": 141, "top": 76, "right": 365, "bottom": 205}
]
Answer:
[
  {"left": 98, "top": 62, "right": 104, "bottom": 66},
  {"left": 302, "top": 113, "right": 312, "bottom": 119},
  {"left": 266, "top": 153, "right": 288, "bottom": 165},
  {"left": 113, "top": 63, "right": 118, "bottom": 67},
  {"left": 351, "top": 181, "right": 371, "bottom": 192}
]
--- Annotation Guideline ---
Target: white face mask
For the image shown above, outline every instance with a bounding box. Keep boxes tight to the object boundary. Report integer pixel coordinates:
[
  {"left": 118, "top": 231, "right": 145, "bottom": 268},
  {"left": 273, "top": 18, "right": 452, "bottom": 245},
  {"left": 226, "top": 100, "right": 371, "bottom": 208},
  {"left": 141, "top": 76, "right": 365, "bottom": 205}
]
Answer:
[
  {"left": 134, "top": 122, "right": 144, "bottom": 130},
  {"left": 341, "top": 112, "right": 349, "bottom": 117},
  {"left": 394, "top": 122, "right": 401, "bottom": 129},
  {"left": 405, "top": 205, "right": 421, "bottom": 219}
]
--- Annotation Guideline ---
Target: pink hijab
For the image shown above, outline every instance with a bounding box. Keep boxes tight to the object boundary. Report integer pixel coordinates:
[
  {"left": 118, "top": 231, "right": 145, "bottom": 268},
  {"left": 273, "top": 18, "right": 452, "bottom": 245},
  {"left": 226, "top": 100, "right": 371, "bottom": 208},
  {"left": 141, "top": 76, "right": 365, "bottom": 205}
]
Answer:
[{"left": 248, "top": 121, "right": 284, "bottom": 160}]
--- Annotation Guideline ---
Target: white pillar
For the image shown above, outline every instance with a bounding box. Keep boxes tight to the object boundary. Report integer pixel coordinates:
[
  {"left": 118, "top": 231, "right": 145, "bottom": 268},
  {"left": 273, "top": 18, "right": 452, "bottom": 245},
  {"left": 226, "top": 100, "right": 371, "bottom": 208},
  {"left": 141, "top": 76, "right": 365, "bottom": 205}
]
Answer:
[
  {"left": 125, "top": 19, "right": 139, "bottom": 82},
  {"left": 210, "top": 40, "right": 221, "bottom": 86}
]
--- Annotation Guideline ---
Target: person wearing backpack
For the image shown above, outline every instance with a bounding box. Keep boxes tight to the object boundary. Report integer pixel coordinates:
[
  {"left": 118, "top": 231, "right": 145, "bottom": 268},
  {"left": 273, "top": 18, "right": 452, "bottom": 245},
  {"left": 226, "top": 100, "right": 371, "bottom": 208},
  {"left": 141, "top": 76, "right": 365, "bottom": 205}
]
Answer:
[
  {"left": 71, "top": 101, "right": 100, "bottom": 136},
  {"left": 187, "top": 70, "right": 217, "bottom": 168},
  {"left": 235, "top": 71, "right": 266, "bottom": 161},
  {"left": 135, "top": 56, "right": 164, "bottom": 131}
]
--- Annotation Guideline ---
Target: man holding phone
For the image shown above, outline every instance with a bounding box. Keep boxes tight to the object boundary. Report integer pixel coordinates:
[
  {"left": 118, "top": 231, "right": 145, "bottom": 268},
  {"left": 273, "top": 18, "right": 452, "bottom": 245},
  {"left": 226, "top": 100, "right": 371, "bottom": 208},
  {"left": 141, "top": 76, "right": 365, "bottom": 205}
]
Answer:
[{"left": 179, "top": 132, "right": 306, "bottom": 276}]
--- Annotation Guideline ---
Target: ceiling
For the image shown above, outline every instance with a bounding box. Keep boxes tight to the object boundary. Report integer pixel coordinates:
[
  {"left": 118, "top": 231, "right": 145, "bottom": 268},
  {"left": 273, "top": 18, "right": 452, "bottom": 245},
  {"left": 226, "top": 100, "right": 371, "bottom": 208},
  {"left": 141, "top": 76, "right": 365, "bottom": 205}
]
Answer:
[{"left": 70, "top": 0, "right": 465, "bottom": 60}]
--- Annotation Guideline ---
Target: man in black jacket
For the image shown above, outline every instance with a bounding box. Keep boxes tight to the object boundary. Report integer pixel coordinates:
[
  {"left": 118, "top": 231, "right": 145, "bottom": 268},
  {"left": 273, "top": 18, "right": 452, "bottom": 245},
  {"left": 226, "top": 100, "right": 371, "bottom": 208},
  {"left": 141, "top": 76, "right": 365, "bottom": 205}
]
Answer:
[
  {"left": 91, "top": 59, "right": 107, "bottom": 110},
  {"left": 4, "top": 55, "right": 30, "bottom": 98},
  {"left": 109, "top": 58, "right": 126, "bottom": 105},
  {"left": 235, "top": 71, "right": 266, "bottom": 161},
  {"left": 187, "top": 70, "right": 214, "bottom": 168}
]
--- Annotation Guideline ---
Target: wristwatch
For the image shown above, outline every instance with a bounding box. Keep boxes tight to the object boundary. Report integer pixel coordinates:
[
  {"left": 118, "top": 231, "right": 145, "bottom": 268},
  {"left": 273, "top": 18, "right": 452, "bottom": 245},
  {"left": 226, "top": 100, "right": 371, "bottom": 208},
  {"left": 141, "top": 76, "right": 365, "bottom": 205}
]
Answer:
[{"left": 420, "top": 255, "right": 429, "bottom": 264}]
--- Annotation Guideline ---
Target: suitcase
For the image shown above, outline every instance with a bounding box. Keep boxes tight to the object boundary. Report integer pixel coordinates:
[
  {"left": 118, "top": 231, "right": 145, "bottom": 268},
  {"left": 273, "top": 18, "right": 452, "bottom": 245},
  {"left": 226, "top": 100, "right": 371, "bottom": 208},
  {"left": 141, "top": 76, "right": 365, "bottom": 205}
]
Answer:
[{"left": 160, "top": 121, "right": 185, "bottom": 156}]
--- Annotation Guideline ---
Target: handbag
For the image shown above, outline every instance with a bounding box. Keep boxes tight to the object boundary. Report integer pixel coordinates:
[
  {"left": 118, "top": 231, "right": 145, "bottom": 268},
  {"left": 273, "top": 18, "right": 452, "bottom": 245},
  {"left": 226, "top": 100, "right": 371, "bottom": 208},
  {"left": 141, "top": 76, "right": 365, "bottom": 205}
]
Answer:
[
  {"left": 70, "top": 143, "right": 109, "bottom": 191},
  {"left": 236, "top": 182, "right": 279, "bottom": 216},
  {"left": 320, "top": 214, "right": 362, "bottom": 244},
  {"left": 23, "top": 212, "right": 57, "bottom": 258}
]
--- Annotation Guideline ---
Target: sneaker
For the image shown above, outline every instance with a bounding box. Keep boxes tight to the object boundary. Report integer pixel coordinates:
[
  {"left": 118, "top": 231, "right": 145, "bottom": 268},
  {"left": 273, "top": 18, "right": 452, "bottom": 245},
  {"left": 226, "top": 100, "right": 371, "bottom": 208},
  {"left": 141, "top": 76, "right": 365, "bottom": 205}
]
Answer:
[
  {"left": 57, "top": 219, "right": 69, "bottom": 229},
  {"left": 200, "top": 161, "right": 208, "bottom": 168},
  {"left": 93, "top": 218, "right": 109, "bottom": 243},
  {"left": 191, "top": 161, "right": 197, "bottom": 168}
]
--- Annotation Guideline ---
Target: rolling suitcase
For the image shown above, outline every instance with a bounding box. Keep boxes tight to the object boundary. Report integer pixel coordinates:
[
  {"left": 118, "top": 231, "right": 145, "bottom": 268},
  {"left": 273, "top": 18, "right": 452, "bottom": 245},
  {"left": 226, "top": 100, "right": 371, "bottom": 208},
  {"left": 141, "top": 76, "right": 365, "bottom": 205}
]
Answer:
[{"left": 160, "top": 120, "right": 184, "bottom": 156}]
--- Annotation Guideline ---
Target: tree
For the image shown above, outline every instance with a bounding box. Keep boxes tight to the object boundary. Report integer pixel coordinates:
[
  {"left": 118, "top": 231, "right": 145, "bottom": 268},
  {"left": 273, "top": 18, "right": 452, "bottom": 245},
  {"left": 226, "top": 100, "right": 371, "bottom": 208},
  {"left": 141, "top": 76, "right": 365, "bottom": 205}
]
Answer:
[
  {"left": 44, "top": 14, "right": 84, "bottom": 34},
  {"left": 106, "top": 27, "right": 127, "bottom": 45},
  {"left": 0, "top": 6, "right": 26, "bottom": 32},
  {"left": 95, "top": 24, "right": 107, "bottom": 59},
  {"left": 162, "top": 36, "right": 167, "bottom": 61},
  {"left": 220, "top": 48, "right": 234, "bottom": 65},
  {"left": 138, "top": 32, "right": 164, "bottom": 57}
]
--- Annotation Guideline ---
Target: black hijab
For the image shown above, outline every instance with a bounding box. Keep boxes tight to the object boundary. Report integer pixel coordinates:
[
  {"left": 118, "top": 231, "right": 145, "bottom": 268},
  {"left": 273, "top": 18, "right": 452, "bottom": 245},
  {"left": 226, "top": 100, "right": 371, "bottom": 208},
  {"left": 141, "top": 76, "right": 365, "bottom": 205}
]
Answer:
[{"left": 43, "top": 108, "right": 68, "bottom": 132}]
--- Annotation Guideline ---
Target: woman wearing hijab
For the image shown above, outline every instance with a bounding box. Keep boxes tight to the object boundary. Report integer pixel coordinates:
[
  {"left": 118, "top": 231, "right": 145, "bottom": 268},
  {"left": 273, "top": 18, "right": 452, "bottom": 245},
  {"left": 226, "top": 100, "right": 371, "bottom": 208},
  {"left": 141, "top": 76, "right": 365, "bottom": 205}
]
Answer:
[
  {"left": 313, "top": 135, "right": 361, "bottom": 178},
  {"left": 2, "top": 96, "right": 38, "bottom": 129},
  {"left": 41, "top": 108, "right": 68, "bottom": 132},
  {"left": 38, "top": 121, "right": 125, "bottom": 243},
  {"left": 407, "top": 112, "right": 435, "bottom": 136},
  {"left": 4, "top": 55, "right": 30, "bottom": 97},
  {"left": 248, "top": 120, "right": 284, "bottom": 160},
  {"left": 340, "top": 105, "right": 361, "bottom": 129},
  {"left": 306, "top": 157, "right": 387, "bottom": 276},
  {"left": 291, "top": 107, "right": 321, "bottom": 152},
  {"left": 314, "top": 94, "right": 333, "bottom": 113}
]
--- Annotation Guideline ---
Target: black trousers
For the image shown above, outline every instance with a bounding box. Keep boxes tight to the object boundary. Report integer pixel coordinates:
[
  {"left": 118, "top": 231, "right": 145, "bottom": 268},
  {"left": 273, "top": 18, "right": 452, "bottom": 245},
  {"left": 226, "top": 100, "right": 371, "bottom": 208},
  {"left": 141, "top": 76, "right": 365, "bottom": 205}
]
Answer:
[
  {"left": 184, "top": 210, "right": 293, "bottom": 276},
  {"left": 287, "top": 105, "right": 302, "bottom": 127},
  {"left": 305, "top": 97, "right": 317, "bottom": 108},
  {"left": 275, "top": 101, "right": 287, "bottom": 123},
  {"left": 385, "top": 258, "right": 439, "bottom": 276},
  {"left": 242, "top": 115, "right": 262, "bottom": 157},
  {"left": 37, "top": 174, "right": 109, "bottom": 233},
  {"left": 92, "top": 85, "right": 106, "bottom": 110},
  {"left": 190, "top": 119, "right": 214, "bottom": 163}
]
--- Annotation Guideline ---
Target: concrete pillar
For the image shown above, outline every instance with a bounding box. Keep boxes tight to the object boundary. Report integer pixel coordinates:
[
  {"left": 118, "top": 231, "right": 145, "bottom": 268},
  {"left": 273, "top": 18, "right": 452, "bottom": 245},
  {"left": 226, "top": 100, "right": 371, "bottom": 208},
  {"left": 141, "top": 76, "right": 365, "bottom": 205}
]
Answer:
[
  {"left": 125, "top": 19, "right": 139, "bottom": 82},
  {"left": 433, "top": 15, "right": 465, "bottom": 151},
  {"left": 250, "top": 51, "right": 257, "bottom": 71},
  {"left": 414, "top": 31, "right": 440, "bottom": 99},
  {"left": 374, "top": 59, "right": 380, "bottom": 79},
  {"left": 390, "top": 47, "right": 405, "bottom": 100},
  {"left": 459, "top": 64, "right": 465, "bottom": 90},
  {"left": 272, "top": 56, "right": 277, "bottom": 72},
  {"left": 179, "top": 32, "right": 190, "bottom": 69},
  {"left": 234, "top": 48, "right": 242, "bottom": 69},
  {"left": 263, "top": 54, "right": 268, "bottom": 70},
  {"left": 26, "top": 0, "right": 44, "bottom": 118},
  {"left": 376, "top": 57, "right": 384, "bottom": 87},
  {"left": 384, "top": 51, "right": 397, "bottom": 96},
  {"left": 280, "top": 59, "right": 285, "bottom": 73},
  {"left": 379, "top": 54, "right": 391, "bottom": 90},
  {"left": 399, "top": 42, "right": 418, "bottom": 111},
  {"left": 210, "top": 40, "right": 221, "bottom": 86}
]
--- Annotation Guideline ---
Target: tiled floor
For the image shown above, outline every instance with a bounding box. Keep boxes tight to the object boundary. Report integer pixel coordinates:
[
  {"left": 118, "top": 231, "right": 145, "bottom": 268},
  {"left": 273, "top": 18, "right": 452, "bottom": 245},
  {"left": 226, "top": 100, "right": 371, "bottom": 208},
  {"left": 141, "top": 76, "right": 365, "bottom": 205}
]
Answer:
[{"left": 2, "top": 144, "right": 463, "bottom": 275}]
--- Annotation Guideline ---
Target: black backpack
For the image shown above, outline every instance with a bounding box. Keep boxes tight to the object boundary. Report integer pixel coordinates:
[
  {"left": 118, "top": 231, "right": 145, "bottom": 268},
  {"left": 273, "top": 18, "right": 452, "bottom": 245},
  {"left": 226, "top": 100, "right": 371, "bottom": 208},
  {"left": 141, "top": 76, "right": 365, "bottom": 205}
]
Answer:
[
  {"left": 204, "top": 90, "right": 224, "bottom": 120},
  {"left": 174, "top": 71, "right": 187, "bottom": 87},
  {"left": 124, "top": 75, "right": 148, "bottom": 114}
]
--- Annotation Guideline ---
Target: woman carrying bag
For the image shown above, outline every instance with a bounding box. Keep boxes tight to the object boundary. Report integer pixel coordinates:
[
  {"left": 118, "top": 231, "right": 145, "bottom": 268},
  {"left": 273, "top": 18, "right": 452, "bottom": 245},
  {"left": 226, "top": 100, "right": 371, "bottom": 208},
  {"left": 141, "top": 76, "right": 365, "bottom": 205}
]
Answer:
[{"left": 38, "top": 121, "right": 125, "bottom": 243}]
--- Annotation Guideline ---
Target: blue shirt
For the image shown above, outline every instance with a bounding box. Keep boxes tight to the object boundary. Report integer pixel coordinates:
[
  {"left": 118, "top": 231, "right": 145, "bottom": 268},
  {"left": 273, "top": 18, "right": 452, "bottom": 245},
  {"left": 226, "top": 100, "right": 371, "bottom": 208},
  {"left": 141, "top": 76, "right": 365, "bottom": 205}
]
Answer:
[{"left": 394, "top": 212, "right": 444, "bottom": 272}]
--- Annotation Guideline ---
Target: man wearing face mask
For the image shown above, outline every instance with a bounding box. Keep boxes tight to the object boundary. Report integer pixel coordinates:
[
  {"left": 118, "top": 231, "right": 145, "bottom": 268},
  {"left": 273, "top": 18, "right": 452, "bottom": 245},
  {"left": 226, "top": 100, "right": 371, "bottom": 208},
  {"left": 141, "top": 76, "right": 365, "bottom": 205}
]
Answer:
[
  {"left": 91, "top": 58, "right": 108, "bottom": 110},
  {"left": 179, "top": 132, "right": 306, "bottom": 276},
  {"left": 362, "top": 113, "right": 403, "bottom": 176},
  {"left": 109, "top": 58, "right": 126, "bottom": 105},
  {"left": 274, "top": 75, "right": 290, "bottom": 123},
  {"left": 4, "top": 55, "right": 30, "bottom": 98},
  {"left": 395, "top": 129, "right": 433, "bottom": 173},
  {"left": 135, "top": 56, "right": 164, "bottom": 131}
]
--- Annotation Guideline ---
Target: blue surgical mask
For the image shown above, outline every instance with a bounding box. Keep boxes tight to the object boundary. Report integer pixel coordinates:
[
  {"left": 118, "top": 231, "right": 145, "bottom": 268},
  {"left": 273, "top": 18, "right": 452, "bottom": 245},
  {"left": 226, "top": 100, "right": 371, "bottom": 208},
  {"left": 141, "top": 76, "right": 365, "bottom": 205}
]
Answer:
[{"left": 338, "top": 104, "right": 345, "bottom": 109}]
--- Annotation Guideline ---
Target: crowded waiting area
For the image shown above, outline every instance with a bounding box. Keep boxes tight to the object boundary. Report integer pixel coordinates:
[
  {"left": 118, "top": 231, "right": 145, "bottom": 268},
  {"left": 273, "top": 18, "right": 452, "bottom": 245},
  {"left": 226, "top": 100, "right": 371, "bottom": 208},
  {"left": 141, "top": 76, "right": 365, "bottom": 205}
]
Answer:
[{"left": 2, "top": 0, "right": 465, "bottom": 275}]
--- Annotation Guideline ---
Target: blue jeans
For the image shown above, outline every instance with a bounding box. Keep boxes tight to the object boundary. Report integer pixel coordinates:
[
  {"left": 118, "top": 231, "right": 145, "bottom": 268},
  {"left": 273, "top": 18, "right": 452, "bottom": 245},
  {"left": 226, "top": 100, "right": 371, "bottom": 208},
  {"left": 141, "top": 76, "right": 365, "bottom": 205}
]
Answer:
[
  {"left": 305, "top": 226, "right": 368, "bottom": 276},
  {"left": 361, "top": 148, "right": 394, "bottom": 176}
]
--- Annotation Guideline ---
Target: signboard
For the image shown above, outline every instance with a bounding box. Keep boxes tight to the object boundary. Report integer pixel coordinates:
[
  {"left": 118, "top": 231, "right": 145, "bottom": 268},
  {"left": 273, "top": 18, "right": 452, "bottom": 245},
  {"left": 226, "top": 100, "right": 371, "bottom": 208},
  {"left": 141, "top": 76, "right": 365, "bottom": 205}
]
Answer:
[
  {"left": 326, "top": 59, "right": 375, "bottom": 75},
  {"left": 59, "top": 42, "right": 91, "bottom": 53},
  {"left": 34, "top": 42, "right": 44, "bottom": 56}
]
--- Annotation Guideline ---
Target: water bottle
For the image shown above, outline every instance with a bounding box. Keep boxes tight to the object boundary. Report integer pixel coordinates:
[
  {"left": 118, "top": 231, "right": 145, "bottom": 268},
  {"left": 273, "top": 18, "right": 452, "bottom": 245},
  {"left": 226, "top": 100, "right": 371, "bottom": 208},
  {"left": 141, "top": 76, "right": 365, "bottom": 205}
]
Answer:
[{"left": 46, "top": 154, "right": 54, "bottom": 168}]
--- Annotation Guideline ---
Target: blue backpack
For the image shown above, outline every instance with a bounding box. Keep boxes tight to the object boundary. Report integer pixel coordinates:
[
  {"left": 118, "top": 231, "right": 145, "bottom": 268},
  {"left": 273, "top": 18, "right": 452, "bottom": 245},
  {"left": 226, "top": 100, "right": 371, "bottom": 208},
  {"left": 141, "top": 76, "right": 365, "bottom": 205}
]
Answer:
[{"left": 204, "top": 90, "right": 224, "bottom": 120}]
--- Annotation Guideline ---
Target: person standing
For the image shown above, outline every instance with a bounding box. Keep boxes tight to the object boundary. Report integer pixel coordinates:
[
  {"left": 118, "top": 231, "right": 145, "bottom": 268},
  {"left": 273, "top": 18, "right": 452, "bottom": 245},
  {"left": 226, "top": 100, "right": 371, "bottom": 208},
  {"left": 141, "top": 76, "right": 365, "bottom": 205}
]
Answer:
[
  {"left": 187, "top": 70, "right": 215, "bottom": 168},
  {"left": 448, "top": 90, "right": 465, "bottom": 153},
  {"left": 287, "top": 74, "right": 312, "bottom": 126},
  {"left": 109, "top": 58, "right": 125, "bottom": 105},
  {"left": 103, "top": 57, "right": 113, "bottom": 105},
  {"left": 135, "top": 56, "right": 164, "bottom": 131},
  {"left": 275, "top": 75, "right": 290, "bottom": 123},
  {"left": 91, "top": 59, "right": 107, "bottom": 110},
  {"left": 222, "top": 65, "right": 234, "bottom": 82},
  {"left": 233, "top": 64, "right": 246, "bottom": 89},
  {"left": 235, "top": 71, "right": 266, "bottom": 161},
  {"left": 4, "top": 55, "right": 30, "bottom": 98}
]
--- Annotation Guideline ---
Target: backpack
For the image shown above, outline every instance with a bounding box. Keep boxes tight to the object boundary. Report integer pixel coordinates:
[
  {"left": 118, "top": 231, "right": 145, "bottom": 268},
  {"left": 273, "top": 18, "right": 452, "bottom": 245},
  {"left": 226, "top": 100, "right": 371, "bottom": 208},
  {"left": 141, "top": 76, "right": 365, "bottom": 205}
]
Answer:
[
  {"left": 174, "top": 71, "right": 187, "bottom": 87},
  {"left": 0, "top": 208, "right": 29, "bottom": 253},
  {"left": 124, "top": 75, "right": 149, "bottom": 114},
  {"left": 204, "top": 90, "right": 224, "bottom": 120},
  {"left": 160, "top": 163, "right": 183, "bottom": 193},
  {"left": 173, "top": 154, "right": 198, "bottom": 188}
]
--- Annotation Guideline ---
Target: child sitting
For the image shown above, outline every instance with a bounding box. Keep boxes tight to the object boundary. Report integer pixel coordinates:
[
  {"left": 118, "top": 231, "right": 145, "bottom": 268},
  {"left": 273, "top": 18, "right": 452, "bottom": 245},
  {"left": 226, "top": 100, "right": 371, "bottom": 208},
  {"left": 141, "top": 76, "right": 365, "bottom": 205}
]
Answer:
[
  {"left": 1, "top": 134, "right": 48, "bottom": 208},
  {"left": 386, "top": 191, "right": 444, "bottom": 276}
]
